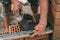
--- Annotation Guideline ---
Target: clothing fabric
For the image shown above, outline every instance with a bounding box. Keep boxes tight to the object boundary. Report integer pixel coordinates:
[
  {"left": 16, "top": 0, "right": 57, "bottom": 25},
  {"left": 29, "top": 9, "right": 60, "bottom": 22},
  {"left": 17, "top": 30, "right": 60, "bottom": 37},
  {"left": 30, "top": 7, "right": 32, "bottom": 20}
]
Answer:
[
  {"left": 0, "top": 0, "right": 11, "bottom": 16},
  {"left": 18, "top": 0, "right": 28, "bottom": 4},
  {"left": 0, "top": 0, "right": 11, "bottom": 4},
  {"left": 3, "top": 4, "right": 11, "bottom": 16},
  {"left": 28, "top": 0, "right": 39, "bottom": 6}
]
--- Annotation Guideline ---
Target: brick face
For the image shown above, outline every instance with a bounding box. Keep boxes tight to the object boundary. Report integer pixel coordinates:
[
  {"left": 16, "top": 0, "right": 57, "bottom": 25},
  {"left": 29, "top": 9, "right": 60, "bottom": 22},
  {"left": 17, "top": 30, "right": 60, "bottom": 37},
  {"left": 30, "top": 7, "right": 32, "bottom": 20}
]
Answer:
[
  {"left": 9, "top": 25, "right": 21, "bottom": 33},
  {"left": 53, "top": 31, "right": 60, "bottom": 38},
  {"left": 54, "top": 26, "right": 60, "bottom": 31}
]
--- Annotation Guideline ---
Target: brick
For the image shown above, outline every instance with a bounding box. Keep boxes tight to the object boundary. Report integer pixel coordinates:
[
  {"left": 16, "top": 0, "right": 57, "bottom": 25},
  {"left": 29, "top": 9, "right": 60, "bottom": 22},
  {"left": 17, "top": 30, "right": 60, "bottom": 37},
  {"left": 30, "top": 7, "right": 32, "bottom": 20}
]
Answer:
[
  {"left": 56, "top": 12, "right": 60, "bottom": 18},
  {"left": 56, "top": 4, "right": 60, "bottom": 11},
  {"left": 55, "top": 0, "right": 60, "bottom": 3},
  {"left": 54, "top": 26, "right": 60, "bottom": 31},
  {"left": 55, "top": 19, "right": 60, "bottom": 25},
  {"left": 9, "top": 25, "right": 21, "bottom": 33},
  {"left": 53, "top": 31, "right": 60, "bottom": 38}
]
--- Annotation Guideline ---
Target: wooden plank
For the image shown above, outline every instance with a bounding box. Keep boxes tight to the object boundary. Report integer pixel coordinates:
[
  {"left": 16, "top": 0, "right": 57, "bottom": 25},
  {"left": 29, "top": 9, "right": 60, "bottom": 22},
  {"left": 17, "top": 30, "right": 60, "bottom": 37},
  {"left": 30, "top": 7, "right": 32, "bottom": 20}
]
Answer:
[
  {"left": 0, "top": 30, "right": 53, "bottom": 40},
  {"left": 25, "top": 34, "right": 49, "bottom": 40}
]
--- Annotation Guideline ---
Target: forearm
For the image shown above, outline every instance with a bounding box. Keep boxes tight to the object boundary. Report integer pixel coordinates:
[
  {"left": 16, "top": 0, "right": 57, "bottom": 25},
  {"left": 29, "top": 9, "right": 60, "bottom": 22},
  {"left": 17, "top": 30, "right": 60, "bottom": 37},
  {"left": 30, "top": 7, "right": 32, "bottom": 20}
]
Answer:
[
  {"left": 40, "top": 0, "right": 48, "bottom": 26},
  {"left": 4, "top": 16, "right": 10, "bottom": 31}
]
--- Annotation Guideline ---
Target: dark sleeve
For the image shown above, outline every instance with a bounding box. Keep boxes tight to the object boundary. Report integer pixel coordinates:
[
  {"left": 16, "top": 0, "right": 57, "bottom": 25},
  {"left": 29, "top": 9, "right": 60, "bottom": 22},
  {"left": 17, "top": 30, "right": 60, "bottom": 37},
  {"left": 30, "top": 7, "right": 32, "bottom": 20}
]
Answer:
[
  {"left": 1, "top": 0, "right": 11, "bottom": 4},
  {"left": 28, "top": 0, "right": 39, "bottom": 4}
]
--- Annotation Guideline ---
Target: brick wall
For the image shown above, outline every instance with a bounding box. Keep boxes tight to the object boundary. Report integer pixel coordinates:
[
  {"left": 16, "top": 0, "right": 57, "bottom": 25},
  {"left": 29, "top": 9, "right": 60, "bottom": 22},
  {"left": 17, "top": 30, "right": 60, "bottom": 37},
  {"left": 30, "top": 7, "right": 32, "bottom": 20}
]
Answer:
[{"left": 51, "top": 0, "right": 60, "bottom": 40}]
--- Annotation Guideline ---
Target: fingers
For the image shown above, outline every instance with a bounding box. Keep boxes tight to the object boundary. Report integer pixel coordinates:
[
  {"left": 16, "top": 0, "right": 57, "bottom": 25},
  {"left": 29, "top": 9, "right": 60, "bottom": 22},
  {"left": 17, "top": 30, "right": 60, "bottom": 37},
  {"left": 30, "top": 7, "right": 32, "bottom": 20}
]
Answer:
[
  {"left": 31, "top": 32, "right": 37, "bottom": 37},
  {"left": 32, "top": 25, "right": 45, "bottom": 37},
  {"left": 32, "top": 30, "right": 44, "bottom": 37},
  {"left": 34, "top": 25, "right": 40, "bottom": 31},
  {"left": 32, "top": 31, "right": 45, "bottom": 39},
  {"left": 31, "top": 30, "right": 38, "bottom": 37},
  {"left": 32, "top": 26, "right": 39, "bottom": 36}
]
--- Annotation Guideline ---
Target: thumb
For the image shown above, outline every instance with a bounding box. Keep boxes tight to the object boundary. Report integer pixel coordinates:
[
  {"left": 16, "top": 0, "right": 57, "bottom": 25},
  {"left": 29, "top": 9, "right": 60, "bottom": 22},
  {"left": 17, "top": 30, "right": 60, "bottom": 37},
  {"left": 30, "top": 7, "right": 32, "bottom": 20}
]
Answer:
[{"left": 31, "top": 30, "right": 38, "bottom": 37}]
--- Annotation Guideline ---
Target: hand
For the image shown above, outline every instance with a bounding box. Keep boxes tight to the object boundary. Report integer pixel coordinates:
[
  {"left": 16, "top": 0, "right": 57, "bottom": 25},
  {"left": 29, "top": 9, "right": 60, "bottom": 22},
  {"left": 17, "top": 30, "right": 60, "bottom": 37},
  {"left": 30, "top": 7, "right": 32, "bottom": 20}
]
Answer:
[{"left": 32, "top": 23, "right": 46, "bottom": 36}]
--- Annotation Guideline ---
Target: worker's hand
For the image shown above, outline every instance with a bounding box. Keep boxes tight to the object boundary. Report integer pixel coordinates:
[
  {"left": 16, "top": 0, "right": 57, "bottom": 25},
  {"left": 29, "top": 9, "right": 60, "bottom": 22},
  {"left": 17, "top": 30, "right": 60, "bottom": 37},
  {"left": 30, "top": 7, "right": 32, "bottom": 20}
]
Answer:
[{"left": 32, "top": 23, "right": 46, "bottom": 36}]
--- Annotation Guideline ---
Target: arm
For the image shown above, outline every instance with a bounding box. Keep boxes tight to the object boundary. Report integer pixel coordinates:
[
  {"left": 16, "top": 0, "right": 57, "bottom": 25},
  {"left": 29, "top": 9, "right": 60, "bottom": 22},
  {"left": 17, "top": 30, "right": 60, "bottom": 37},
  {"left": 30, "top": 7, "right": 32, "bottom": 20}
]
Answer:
[
  {"left": 4, "top": 16, "right": 10, "bottom": 32},
  {"left": 40, "top": 0, "right": 48, "bottom": 26},
  {"left": 33, "top": 0, "right": 48, "bottom": 36}
]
